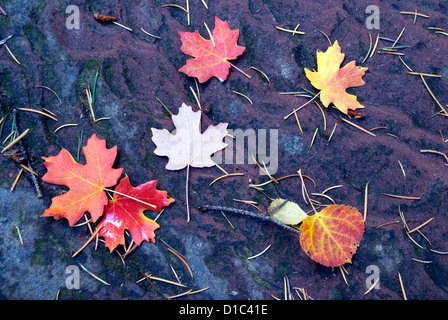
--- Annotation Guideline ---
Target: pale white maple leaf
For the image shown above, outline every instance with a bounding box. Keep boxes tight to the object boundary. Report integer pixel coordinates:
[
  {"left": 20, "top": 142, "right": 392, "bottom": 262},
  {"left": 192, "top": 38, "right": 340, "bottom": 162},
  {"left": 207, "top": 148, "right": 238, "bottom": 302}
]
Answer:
[
  {"left": 151, "top": 103, "right": 228, "bottom": 221},
  {"left": 151, "top": 103, "right": 228, "bottom": 170}
]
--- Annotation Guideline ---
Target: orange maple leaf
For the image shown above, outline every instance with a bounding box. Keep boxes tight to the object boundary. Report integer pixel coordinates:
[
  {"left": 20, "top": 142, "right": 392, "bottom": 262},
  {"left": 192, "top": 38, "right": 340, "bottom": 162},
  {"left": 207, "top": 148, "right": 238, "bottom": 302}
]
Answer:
[
  {"left": 178, "top": 16, "right": 246, "bottom": 83},
  {"left": 305, "top": 41, "right": 368, "bottom": 115},
  {"left": 41, "top": 134, "right": 123, "bottom": 226},
  {"left": 299, "top": 204, "right": 365, "bottom": 267},
  {"left": 97, "top": 176, "right": 175, "bottom": 252}
]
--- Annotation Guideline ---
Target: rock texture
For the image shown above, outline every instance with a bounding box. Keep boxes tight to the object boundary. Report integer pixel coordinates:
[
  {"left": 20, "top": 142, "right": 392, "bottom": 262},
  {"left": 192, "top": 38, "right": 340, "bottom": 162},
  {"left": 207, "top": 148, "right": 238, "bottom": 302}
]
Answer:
[{"left": 1, "top": 0, "right": 448, "bottom": 300}]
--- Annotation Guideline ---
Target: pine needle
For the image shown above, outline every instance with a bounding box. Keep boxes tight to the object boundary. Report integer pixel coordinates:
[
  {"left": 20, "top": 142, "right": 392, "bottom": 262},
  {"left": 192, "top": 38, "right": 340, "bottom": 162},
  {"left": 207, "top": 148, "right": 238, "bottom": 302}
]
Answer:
[
  {"left": 10, "top": 168, "right": 23, "bottom": 192},
  {"left": 409, "top": 217, "right": 434, "bottom": 233},
  {"left": 1, "top": 128, "right": 29, "bottom": 154},
  {"left": 200, "top": 0, "right": 208, "bottom": 9},
  {"left": 369, "top": 34, "right": 380, "bottom": 59},
  {"left": 310, "top": 128, "right": 318, "bottom": 148},
  {"left": 251, "top": 66, "right": 271, "bottom": 84},
  {"left": 164, "top": 244, "right": 193, "bottom": 279},
  {"left": 141, "top": 272, "right": 187, "bottom": 288},
  {"left": 15, "top": 226, "right": 24, "bottom": 245},
  {"left": 392, "top": 27, "right": 405, "bottom": 47},
  {"left": 36, "top": 85, "right": 62, "bottom": 105},
  {"left": 54, "top": 123, "right": 78, "bottom": 133},
  {"left": 327, "top": 123, "right": 337, "bottom": 142},
  {"left": 364, "top": 276, "right": 379, "bottom": 295},
  {"left": 203, "top": 21, "right": 215, "bottom": 47},
  {"left": 364, "top": 182, "right": 369, "bottom": 221},
  {"left": 79, "top": 263, "right": 110, "bottom": 285},
  {"left": 361, "top": 33, "right": 372, "bottom": 64},
  {"left": 339, "top": 116, "right": 376, "bottom": 137},
  {"left": 419, "top": 74, "right": 448, "bottom": 116},
  {"left": 162, "top": 4, "right": 188, "bottom": 13},
  {"left": 398, "top": 160, "right": 406, "bottom": 177},
  {"left": 4, "top": 44, "right": 20, "bottom": 64},
  {"left": 274, "top": 25, "right": 305, "bottom": 35},
  {"left": 382, "top": 193, "right": 421, "bottom": 200},
  {"left": 420, "top": 149, "right": 448, "bottom": 163},
  {"left": 112, "top": 21, "right": 133, "bottom": 32},
  {"left": 140, "top": 27, "right": 161, "bottom": 39},
  {"left": 397, "top": 271, "right": 407, "bottom": 300},
  {"left": 247, "top": 243, "right": 272, "bottom": 260},
  {"left": 17, "top": 108, "right": 58, "bottom": 121}
]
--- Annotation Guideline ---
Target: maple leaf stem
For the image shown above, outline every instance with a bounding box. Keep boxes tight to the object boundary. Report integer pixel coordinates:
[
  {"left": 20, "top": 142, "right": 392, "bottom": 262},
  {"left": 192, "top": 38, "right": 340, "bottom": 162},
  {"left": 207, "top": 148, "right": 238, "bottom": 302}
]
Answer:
[
  {"left": 103, "top": 187, "right": 157, "bottom": 209},
  {"left": 186, "top": 164, "right": 190, "bottom": 222}
]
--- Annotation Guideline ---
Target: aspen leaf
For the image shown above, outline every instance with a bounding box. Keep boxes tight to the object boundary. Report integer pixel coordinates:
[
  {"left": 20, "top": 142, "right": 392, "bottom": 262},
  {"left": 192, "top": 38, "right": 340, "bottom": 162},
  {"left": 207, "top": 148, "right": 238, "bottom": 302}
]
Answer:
[
  {"left": 268, "top": 198, "right": 307, "bottom": 225},
  {"left": 178, "top": 16, "right": 246, "bottom": 83},
  {"left": 299, "top": 204, "right": 364, "bottom": 267},
  {"left": 304, "top": 41, "right": 368, "bottom": 115}
]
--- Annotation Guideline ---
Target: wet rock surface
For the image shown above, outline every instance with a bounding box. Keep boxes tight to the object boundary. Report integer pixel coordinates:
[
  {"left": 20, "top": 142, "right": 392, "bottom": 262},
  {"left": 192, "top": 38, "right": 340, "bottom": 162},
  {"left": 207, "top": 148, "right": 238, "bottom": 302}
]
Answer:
[{"left": 1, "top": 0, "right": 448, "bottom": 300}]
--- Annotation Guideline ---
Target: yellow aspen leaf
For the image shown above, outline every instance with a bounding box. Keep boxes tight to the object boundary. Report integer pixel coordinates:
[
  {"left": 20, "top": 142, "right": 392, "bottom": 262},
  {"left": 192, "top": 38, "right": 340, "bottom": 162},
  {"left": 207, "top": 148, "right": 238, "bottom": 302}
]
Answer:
[
  {"left": 268, "top": 198, "right": 307, "bottom": 225},
  {"left": 299, "top": 204, "right": 365, "bottom": 267},
  {"left": 305, "top": 41, "right": 368, "bottom": 115}
]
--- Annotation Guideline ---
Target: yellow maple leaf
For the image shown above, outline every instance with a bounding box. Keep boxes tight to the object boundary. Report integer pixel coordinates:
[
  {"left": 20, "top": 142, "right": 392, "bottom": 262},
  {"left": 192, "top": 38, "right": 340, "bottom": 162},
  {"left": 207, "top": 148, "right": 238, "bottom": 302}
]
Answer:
[{"left": 305, "top": 41, "right": 368, "bottom": 115}]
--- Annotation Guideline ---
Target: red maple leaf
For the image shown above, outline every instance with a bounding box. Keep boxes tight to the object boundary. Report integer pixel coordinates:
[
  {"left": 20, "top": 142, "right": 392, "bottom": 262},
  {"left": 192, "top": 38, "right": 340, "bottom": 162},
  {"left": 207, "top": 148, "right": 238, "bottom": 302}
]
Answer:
[
  {"left": 97, "top": 176, "right": 175, "bottom": 252},
  {"left": 41, "top": 134, "right": 123, "bottom": 226},
  {"left": 178, "top": 16, "right": 246, "bottom": 83}
]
